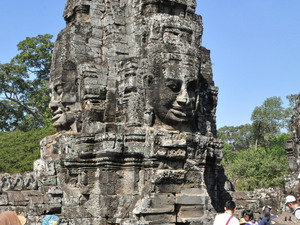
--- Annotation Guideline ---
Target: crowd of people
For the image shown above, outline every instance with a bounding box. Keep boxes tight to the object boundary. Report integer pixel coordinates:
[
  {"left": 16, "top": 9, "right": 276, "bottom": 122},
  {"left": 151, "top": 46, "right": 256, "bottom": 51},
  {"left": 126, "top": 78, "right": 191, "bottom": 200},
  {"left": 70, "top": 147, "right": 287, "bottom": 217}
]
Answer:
[
  {"left": 214, "top": 194, "right": 300, "bottom": 225},
  {"left": 213, "top": 172, "right": 300, "bottom": 224}
]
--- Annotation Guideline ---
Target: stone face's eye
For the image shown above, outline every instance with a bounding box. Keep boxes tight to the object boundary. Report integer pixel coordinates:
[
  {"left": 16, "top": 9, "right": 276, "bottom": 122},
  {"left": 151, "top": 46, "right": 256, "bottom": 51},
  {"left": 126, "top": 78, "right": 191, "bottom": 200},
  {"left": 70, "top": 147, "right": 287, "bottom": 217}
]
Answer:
[
  {"left": 166, "top": 79, "right": 181, "bottom": 92},
  {"left": 55, "top": 84, "right": 63, "bottom": 95},
  {"left": 187, "top": 80, "right": 197, "bottom": 92}
]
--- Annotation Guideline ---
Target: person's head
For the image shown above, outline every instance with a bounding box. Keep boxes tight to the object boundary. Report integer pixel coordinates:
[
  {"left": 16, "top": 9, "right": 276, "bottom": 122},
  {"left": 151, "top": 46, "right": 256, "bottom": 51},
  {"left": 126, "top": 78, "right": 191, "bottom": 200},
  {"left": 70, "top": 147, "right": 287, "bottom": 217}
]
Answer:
[
  {"left": 241, "top": 209, "right": 254, "bottom": 222},
  {"left": 0, "top": 211, "right": 26, "bottom": 225},
  {"left": 285, "top": 195, "right": 298, "bottom": 211},
  {"left": 262, "top": 205, "right": 272, "bottom": 221},
  {"left": 224, "top": 200, "right": 236, "bottom": 213}
]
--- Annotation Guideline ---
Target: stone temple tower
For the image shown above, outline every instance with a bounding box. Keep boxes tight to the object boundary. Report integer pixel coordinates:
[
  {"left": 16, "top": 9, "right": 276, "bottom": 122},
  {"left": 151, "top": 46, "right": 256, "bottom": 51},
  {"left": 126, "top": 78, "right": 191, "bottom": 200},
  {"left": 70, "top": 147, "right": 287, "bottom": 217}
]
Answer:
[
  {"left": 286, "top": 95, "right": 300, "bottom": 171},
  {"left": 0, "top": 1, "right": 230, "bottom": 224}
]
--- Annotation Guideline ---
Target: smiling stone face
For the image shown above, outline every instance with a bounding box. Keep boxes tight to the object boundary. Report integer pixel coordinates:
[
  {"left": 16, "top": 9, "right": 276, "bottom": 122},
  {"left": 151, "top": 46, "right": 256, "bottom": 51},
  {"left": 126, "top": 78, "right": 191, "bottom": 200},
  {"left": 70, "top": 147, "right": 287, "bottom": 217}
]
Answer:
[
  {"left": 148, "top": 57, "right": 200, "bottom": 129},
  {"left": 140, "top": 8, "right": 207, "bottom": 132}
]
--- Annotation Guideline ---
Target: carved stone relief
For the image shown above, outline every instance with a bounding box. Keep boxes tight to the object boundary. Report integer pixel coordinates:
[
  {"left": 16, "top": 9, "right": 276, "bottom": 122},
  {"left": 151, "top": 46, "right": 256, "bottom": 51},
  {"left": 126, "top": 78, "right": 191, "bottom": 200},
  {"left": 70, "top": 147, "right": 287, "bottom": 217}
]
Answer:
[{"left": 0, "top": 1, "right": 230, "bottom": 224}]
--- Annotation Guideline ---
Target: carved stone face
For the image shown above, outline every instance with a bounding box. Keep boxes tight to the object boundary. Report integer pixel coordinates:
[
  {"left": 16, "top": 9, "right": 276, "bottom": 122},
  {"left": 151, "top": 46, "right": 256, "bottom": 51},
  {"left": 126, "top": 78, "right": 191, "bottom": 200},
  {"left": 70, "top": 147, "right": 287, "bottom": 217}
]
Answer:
[
  {"left": 49, "top": 61, "right": 80, "bottom": 131},
  {"left": 149, "top": 58, "right": 199, "bottom": 127}
]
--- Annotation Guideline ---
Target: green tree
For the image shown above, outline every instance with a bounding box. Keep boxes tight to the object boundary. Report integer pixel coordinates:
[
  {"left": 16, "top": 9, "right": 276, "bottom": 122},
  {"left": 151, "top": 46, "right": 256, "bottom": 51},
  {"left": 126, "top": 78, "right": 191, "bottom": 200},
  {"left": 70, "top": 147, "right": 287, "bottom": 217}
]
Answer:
[
  {"left": 251, "top": 96, "right": 291, "bottom": 150},
  {"left": 218, "top": 124, "right": 252, "bottom": 150},
  {"left": 286, "top": 93, "right": 300, "bottom": 108},
  {"left": 218, "top": 95, "right": 296, "bottom": 191},
  {"left": 0, "top": 126, "right": 55, "bottom": 174},
  {"left": 221, "top": 133, "right": 290, "bottom": 191},
  {"left": 0, "top": 34, "right": 54, "bottom": 131}
]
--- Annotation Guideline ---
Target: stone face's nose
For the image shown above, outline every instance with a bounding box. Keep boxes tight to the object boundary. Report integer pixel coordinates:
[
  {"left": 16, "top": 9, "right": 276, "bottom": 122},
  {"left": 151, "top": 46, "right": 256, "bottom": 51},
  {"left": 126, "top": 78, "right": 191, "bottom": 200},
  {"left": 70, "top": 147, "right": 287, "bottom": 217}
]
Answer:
[
  {"left": 176, "top": 84, "right": 190, "bottom": 106},
  {"left": 49, "top": 100, "right": 59, "bottom": 113}
]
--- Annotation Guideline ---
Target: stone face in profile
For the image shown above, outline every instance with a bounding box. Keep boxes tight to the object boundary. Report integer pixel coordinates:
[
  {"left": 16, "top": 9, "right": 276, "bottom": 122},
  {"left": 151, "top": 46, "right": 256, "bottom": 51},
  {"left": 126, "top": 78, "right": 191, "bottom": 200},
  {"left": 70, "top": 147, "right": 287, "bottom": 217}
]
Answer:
[{"left": 49, "top": 60, "right": 79, "bottom": 131}]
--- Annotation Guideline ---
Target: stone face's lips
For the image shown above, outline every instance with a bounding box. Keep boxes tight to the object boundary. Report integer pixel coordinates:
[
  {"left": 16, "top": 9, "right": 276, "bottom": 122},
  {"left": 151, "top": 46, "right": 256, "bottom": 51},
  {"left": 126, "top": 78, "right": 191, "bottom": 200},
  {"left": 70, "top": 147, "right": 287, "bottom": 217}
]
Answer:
[
  {"left": 170, "top": 108, "right": 191, "bottom": 118},
  {"left": 171, "top": 109, "right": 187, "bottom": 117},
  {"left": 52, "top": 110, "right": 63, "bottom": 122}
]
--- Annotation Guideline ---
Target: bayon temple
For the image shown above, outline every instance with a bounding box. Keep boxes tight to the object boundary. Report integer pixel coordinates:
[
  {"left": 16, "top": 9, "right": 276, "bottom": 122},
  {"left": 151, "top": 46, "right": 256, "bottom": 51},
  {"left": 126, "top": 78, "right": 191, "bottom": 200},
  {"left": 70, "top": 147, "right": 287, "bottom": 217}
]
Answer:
[{"left": 0, "top": 0, "right": 299, "bottom": 224}]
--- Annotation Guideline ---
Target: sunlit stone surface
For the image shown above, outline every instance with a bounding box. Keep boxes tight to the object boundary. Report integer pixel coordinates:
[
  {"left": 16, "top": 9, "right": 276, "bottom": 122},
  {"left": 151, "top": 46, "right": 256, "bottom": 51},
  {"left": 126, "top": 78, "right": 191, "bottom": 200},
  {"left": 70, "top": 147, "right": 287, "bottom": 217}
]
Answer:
[{"left": 0, "top": 1, "right": 233, "bottom": 224}]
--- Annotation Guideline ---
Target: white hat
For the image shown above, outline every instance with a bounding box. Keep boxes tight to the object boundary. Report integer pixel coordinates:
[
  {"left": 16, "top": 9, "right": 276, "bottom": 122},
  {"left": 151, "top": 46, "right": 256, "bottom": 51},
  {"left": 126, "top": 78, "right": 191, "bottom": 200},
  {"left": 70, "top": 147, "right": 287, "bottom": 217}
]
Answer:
[
  {"left": 262, "top": 205, "right": 272, "bottom": 211},
  {"left": 285, "top": 195, "right": 296, "bottom": 204}
]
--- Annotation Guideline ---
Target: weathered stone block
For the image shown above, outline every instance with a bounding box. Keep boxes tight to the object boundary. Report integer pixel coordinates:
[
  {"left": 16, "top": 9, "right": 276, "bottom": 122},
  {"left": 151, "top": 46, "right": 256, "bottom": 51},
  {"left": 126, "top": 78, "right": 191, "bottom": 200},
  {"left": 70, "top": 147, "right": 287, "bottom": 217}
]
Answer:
[
  {"left": 143, "top": 213, "right": 176, "bottom": 223},
  {"left": 177, "top": 205, "right": 205, "bottom": 219},
  {"left": 6, "top": 191, "right": 28, "bottom": 206},
  {"left": 181, "top": 188, "right": 206, "bottom": 195},
  {"left": 0, "top": 195, "right": 8, "bottom": 206},
  {"left": 62, "top": 206, "right": 90, "bottom": 218},
  {"left": 176, "top": 194, "right": 210, "bottom": 205}
]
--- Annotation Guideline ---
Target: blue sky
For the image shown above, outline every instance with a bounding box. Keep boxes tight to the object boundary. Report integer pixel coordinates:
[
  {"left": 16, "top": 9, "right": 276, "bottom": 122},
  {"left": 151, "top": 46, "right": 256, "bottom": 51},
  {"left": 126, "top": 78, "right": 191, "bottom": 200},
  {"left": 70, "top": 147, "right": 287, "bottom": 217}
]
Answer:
[{"left": 1, "top": 1, "right": 299, "bottom": 129}]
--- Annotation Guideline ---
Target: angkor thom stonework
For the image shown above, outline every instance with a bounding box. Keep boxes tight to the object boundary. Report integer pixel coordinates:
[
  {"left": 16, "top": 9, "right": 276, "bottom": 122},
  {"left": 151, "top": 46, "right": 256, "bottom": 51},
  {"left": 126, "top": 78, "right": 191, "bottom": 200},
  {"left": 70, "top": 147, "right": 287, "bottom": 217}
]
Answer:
[
  {"left": 0, "top": 0, "right": 231, "bottom": 224},
  {"left": 286, "top": 95, "right": 300, "bottom": 172}
]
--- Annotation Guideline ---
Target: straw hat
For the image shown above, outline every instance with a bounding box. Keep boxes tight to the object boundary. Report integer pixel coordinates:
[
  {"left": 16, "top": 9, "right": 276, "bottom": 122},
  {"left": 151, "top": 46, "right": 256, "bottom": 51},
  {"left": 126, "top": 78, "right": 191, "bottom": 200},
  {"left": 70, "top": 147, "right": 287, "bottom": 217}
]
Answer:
[
  {"left": 17, "top": 215, "right": 26, "bottom": 225},
  {"left": 239, "top": 218, "right": 246, "bottom": 224}
]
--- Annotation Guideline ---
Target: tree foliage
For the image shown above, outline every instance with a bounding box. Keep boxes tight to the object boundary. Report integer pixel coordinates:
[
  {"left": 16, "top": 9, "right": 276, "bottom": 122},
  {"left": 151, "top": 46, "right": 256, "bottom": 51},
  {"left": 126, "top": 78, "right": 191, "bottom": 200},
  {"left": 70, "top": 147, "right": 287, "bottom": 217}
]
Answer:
[
  {"left": 0, "top": 34, "right": 54, "bottom": 131},
  {"left": 218, "top": 124, "right": 252, "bottom": 150},
  {"left": 0, "top": 126, "right": 55, "bottom": 174},
  {"left": 218, "top": 95, "right": 296, "bottom": 191},
  {"left": 286, "top": 93, "right": 300, "bottom": 108},
  {"left": 222, "top": 133, "right": 290, "bottom": 191},
  {"left": 251, "top": 96, "right": 292, "bottom": 149}
]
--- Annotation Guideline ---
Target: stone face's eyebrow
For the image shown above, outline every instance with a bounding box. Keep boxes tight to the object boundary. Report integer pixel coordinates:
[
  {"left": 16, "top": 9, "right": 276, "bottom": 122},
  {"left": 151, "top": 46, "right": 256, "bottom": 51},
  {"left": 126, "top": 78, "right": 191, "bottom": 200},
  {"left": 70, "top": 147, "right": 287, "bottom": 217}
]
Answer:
[
  {"left": 142, "top": 1, "right": 187, "bottom": 17},
  {"left": 165, "top": 78, "right": 181, "bottom": 82}
]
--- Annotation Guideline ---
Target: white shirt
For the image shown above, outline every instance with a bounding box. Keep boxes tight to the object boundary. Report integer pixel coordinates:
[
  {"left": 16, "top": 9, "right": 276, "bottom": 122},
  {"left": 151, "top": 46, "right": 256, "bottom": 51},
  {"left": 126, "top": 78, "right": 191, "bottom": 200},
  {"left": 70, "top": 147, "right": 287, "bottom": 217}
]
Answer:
[
  {"left": 293, "top": 207, "right": 300, "bottom": 219},
  {"left": 213, "top": 211, "right": 239, "bottom": 225},
  {"left": 297, "top": 172, "right": 300, "bottom": 180}
]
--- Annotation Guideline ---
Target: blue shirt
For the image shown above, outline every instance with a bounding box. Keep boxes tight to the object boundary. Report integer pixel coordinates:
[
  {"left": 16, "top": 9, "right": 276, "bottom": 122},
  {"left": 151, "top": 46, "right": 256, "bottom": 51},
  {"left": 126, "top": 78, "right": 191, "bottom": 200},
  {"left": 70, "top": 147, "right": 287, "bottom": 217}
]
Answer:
[{"left": 260, "top": 215, "right": 277, "bottom": 225}]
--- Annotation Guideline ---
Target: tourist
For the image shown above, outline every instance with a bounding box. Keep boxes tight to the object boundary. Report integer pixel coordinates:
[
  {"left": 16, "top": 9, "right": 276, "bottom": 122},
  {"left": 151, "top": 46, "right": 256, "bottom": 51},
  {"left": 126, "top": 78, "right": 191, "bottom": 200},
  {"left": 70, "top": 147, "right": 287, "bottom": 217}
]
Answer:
[
  {"left": 42, "top": 215, "right": 60, "bottom": 225},
  {"left": 285, "top": 195, "right": 300, "bottom": 219},
  {"left": 298, "top": 172, "right": 300, "bottom": 202},
  {"left": 260, "top": 205, "right": 277, "bottom": 225},
  {"left": 241, "top": 209, "right": 261, "bottom": 225},
  {"left": 0, "top": 211, "right": 26, "bottom": 225},
  {"left": 213, "top": 200, "right": 239, "bottom": 225}
]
